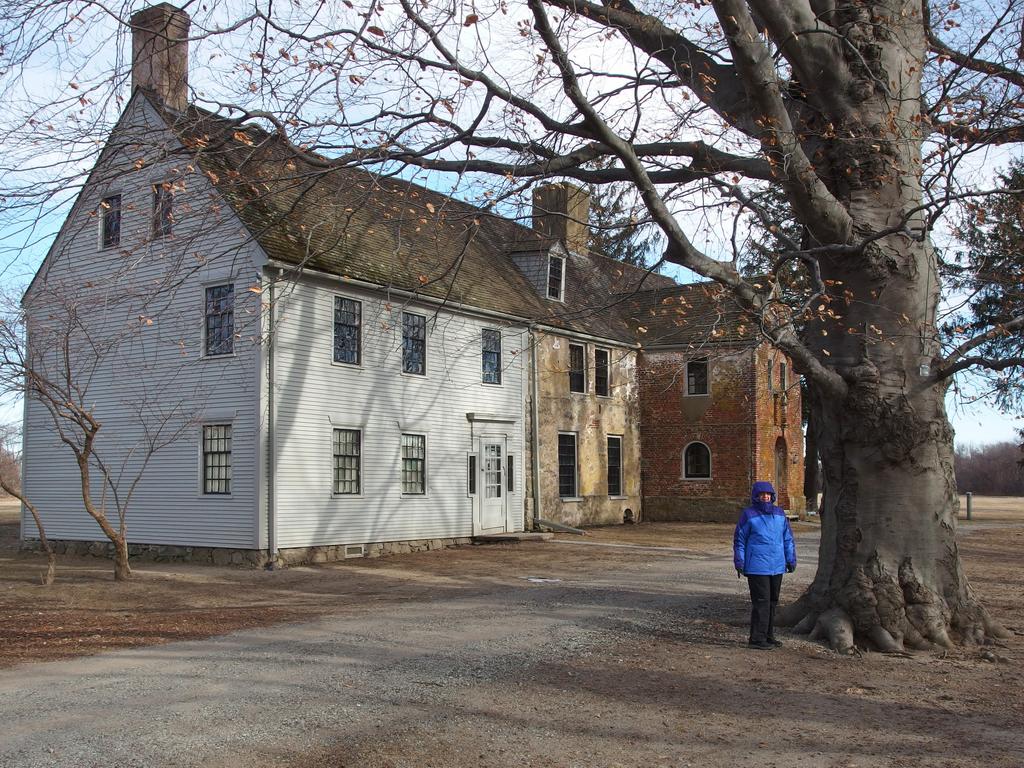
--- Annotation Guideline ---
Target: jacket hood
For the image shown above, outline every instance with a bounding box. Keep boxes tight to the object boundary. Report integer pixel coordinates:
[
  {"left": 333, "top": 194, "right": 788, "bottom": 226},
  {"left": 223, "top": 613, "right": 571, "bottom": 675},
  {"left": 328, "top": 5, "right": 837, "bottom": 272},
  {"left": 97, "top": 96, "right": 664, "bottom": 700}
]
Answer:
[{"left": 751, "top": 481, "right": 776, "bottom": 504}]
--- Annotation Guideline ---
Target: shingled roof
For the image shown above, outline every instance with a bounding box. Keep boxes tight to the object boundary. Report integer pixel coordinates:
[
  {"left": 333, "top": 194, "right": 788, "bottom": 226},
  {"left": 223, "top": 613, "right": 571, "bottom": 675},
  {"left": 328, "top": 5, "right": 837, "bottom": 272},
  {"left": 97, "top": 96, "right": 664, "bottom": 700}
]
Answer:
[
  {"left": 149, "top": 94, "right": 694, "bottom": 344},
  {"left": 618, "top": 281, "right": 761, "bottom": 349},
  {"left": 154, "top": 101, "right": 548, "bottom": 319}
]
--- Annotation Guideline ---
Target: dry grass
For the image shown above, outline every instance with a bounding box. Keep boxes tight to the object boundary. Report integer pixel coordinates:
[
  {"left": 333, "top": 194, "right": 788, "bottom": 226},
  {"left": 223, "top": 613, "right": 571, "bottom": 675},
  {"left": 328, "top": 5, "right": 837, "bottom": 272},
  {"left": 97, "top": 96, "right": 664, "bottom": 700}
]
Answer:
[
  {"left": 0, "top": 498, "right": 18, "bottom": 524},
  {"left": 955, "top": 494, "right": 1024, "bottom": 522}
]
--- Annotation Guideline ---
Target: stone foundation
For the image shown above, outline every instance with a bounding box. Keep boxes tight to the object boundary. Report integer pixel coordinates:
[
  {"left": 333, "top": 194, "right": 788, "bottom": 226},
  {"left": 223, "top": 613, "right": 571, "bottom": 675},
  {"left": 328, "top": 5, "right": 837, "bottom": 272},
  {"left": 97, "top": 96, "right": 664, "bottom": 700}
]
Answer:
[{"left": 21, "top": 536, "right": 475, "bottom": 568}]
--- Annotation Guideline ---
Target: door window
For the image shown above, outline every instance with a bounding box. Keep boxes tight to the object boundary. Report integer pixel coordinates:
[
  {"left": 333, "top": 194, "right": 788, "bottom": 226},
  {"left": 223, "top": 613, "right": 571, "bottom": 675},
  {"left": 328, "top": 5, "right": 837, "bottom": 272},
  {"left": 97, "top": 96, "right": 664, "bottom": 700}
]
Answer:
[{"left": 484, "top": 443, "right": 503, "bottom": 499}]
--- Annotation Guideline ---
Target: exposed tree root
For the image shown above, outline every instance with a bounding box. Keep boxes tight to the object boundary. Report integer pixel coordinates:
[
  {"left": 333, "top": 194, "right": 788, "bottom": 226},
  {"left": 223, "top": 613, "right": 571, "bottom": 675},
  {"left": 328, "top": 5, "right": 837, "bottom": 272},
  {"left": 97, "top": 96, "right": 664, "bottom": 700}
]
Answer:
[
  {"left": 791, "top": 611, "right": 818, "bottom": 635},
  {"left": 809, "top": 608, "right": 855, "bottom": 655},
  {"left": 787, "top": 553, "right": 1007, "bottom": 654},
  {"left": 867, "top": 624, "right": 902, "bottom": 653}
]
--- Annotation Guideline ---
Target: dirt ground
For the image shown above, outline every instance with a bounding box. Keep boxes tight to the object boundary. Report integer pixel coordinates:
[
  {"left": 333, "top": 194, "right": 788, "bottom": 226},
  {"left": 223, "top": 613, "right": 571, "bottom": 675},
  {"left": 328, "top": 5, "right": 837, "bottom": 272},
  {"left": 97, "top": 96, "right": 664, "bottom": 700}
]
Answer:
[
  {"left": 1, "top": 497, "right": 1022, "bottom": 767},
  {"left": 0, "top": 505, "right": 825, "bottom": 668}
]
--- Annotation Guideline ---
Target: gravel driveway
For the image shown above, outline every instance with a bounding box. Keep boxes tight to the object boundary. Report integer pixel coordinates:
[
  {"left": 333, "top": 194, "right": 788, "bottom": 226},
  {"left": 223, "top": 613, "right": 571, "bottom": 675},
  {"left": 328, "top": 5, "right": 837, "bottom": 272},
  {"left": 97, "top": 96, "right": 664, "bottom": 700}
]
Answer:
[
  {"left": 2, "top": 530, "right": 1022, "bottom": 768},
  {"left": 1, "top": 541, "right": 745, "bottom": 768}
]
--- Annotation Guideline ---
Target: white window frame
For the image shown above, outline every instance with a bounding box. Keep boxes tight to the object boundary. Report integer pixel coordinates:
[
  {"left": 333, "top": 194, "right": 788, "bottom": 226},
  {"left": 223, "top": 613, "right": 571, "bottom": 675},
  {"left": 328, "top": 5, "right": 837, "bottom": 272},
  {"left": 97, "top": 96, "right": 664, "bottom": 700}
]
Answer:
[
  {"left": 200, "top": 423, "right": 233, "bottom": 495},
  {"left": 400, "top": 432, "right": 428, "bottom": 496},
  {"left": 152, "top": 181, "right": 174, "bottom": 238},
  {"left": 331, "top": 427, "right": 363, "bottom": 496},
  {"left": 682, "top": 441, "right": 712, "bottom": 480},
  {"left": 557, "top": 431, "right": 579, "bottom": 500},
  {"left": 401, "top": 311, "right": 427, "bottom": 376},
  {"left": 685, "top": 358, "right": 710, "bottom": 397},
  {"left": 547, "top": 254, "right": 566, "bottom": 301},
  {"left": 203, "top": 282, "right": 236, "bottom": 358},
  {"left": 332, "top": 294, "right": 362, "bottom": 367},
  {"left": 481, "top": 328, "right": 502, "bottom": 385},
  {"left": 98, "top": 193, "right": 122, "bottom": 250}
]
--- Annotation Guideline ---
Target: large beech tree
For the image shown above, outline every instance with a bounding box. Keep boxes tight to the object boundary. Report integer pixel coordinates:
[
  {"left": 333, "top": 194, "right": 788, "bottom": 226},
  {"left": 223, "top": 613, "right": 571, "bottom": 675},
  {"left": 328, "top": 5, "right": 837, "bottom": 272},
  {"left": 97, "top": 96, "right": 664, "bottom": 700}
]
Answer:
[{"left": 2, "top": 0, "right": 1023, "bottom": 649}]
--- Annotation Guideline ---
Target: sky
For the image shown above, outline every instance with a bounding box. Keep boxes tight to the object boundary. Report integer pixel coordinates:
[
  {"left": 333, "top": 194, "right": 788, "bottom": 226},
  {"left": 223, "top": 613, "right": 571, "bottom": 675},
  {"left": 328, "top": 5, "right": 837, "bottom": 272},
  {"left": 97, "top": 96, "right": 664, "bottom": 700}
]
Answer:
[{"left": 949, "top": 400, "right": 1019, "bottom": 448}]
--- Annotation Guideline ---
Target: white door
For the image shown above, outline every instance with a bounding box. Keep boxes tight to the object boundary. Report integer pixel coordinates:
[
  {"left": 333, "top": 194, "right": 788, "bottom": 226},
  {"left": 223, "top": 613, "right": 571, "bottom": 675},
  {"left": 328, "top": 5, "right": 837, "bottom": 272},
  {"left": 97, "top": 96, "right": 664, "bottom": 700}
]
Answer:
[{"left": 478, "top": 438, "right": 507, "bottom": 533}]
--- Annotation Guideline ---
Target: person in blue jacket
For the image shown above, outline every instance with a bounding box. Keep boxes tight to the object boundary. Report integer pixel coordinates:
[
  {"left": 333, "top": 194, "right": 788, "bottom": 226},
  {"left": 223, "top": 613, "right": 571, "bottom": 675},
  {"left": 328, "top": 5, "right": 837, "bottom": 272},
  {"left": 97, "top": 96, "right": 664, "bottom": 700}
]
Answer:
[{"left": 733, "top": 481, "right": 797, "bottom": 650}]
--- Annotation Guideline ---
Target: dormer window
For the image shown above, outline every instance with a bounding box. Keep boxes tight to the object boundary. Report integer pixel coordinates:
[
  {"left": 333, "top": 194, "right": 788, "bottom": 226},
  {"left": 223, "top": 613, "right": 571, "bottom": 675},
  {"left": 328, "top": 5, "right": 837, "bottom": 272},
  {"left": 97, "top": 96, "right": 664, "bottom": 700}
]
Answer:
[{"left": 547, "top": 255, "right": 565, "bottom": 300}]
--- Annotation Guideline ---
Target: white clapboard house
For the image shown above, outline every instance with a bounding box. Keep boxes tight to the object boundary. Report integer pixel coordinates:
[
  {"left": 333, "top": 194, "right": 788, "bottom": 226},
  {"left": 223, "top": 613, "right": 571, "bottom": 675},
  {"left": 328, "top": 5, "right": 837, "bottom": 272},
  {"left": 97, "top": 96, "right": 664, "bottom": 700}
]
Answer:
[{"left": 20, "top": 4, "right": 681, "bottom": 564}]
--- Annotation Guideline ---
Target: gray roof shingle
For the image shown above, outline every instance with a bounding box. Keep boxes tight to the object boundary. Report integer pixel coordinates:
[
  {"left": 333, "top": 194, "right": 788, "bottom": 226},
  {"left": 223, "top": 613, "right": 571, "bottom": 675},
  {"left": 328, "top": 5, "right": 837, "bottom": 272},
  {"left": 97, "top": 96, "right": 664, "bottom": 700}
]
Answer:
[{"left": 152, "top": 96, "right": 742, "bottom": 346}]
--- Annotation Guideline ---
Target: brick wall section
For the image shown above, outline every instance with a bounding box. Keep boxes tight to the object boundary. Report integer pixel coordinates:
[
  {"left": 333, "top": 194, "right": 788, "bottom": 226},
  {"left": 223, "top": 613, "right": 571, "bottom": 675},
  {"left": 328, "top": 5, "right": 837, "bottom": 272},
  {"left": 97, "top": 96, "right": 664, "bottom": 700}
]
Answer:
[{"left": 638, "top": 342, "right": 804, "bottom": 522}]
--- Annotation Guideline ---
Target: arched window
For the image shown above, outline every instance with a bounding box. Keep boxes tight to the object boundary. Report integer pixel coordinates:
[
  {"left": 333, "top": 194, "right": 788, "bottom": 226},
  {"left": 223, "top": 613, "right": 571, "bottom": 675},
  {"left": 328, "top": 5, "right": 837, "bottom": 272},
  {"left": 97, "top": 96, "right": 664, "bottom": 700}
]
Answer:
[{"left": 683, "top": 442, "right": 711, "bottom": 479}]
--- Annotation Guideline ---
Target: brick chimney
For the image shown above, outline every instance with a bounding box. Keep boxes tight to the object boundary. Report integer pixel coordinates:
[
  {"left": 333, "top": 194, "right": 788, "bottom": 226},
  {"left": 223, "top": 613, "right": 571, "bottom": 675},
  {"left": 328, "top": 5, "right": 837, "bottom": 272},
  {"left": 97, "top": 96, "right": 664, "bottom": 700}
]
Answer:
[
  {"left": 532, "top": 182, "right": 591, "bottom": 255},
  {"left": 131, "top": 4, "right": 190, "bottom": 112}
]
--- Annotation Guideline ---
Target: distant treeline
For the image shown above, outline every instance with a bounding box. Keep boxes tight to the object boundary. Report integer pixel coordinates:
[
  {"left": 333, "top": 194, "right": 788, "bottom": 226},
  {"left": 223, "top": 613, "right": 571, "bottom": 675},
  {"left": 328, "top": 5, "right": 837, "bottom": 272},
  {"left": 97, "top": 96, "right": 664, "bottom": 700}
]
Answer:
[{"left": 955, "top": 441, "right": 1024, "bottom": 496}]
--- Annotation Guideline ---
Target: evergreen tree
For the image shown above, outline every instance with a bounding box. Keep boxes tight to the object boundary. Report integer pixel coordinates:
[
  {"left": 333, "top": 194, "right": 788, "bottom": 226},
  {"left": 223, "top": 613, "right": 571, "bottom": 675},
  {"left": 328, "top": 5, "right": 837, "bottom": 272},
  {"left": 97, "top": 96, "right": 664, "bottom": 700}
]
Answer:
[
  {"left": 943, "top": 161, "right": 1024, "bottom": 413},
  {"left": 586, "top": 171, "right": 659, "bottom": 268}
]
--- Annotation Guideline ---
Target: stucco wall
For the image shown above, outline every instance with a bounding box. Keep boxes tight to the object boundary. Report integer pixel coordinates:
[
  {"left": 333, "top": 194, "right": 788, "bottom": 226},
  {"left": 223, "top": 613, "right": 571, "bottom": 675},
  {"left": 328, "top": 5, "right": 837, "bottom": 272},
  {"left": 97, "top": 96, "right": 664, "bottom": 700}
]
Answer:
[{"left": 529, "top": 331, "right": 642, "bottom": 527}]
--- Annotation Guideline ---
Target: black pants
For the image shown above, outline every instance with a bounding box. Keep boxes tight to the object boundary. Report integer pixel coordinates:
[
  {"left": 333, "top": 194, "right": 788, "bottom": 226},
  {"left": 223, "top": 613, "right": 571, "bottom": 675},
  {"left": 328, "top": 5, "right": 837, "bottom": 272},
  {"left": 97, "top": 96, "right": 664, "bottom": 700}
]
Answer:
[{"left": 747, "top": 573, "right": 783, "bottom": 643}]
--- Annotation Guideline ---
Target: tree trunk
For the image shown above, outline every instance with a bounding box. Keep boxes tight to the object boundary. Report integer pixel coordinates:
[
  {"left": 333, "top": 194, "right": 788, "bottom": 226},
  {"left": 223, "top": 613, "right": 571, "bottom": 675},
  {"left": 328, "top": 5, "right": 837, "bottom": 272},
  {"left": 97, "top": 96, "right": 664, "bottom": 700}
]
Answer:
[
  {"left": 75, "top": 448, "right": 133, "bottom": 580},
  {"left": 782, "top": 381, "right": 1009, "bottom": 652},
  {"left": 43, "top": 551, "right": 56, "bottom": 586},
  {"left": 803, "top": 401, "right": 819, "bottom": 513},
  {"left": 0, "top": 481, "right": 56, "bottom": 585},
  {"left": 113, "top": 535, "right": 132, "bottom": 581},
  {"left": 772, "top": 1, "right": 1010, "bottom": 652}
]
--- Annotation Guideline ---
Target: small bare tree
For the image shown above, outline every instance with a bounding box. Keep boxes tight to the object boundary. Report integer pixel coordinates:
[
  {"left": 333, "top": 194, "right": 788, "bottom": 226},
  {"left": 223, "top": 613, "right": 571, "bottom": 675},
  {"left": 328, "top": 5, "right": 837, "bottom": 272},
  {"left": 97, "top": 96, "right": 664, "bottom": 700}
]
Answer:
[
  {"left": 0, "top": 423, "right": 56, "bottom": 584},
  {"left": 1, "top": 287, "right": 197, "bottom": 581}
]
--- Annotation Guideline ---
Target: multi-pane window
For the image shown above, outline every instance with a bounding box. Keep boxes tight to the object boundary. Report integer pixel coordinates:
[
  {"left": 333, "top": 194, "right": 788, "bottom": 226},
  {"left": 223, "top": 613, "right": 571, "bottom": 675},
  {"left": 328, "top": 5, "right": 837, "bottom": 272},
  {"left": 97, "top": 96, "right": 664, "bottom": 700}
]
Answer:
[
  {"left": 483, "top": 443, "right": 502, "bottom": 499},
  {"left": 100, "top": 195, "right": 121, "bottom": 248},
  {"left": 686, "top": 358, "right": 709, "bottom": 396},
  {"left": 402, "top": 312, "right": 426, "bottom": 375},
  {"left": 779, "top": 362, "right": 788, "bottom": 392},
  {"left": 333, "top": 297, "right": 361, "bottom": 365},
  {"left": 202, "top": 424, "right": 232, "bottom": 494},
  {"left": 332, "top": 428, "right": 361, "bottom": 495},
  {"left": 401, "top": 434, "right": 426, "bottom": 494},
  {"left": 467, "top": 455, "right": 477, "bottom": 495},
  {"left": 558, "top": 433, "right": 577, "bottom": 498},
  {"left": 547, "top": 255, "right": 564, "bottom": 300},
  {"left": 595, "top": 348, "right": 610, "bottom": 397},
  {"left": 152, "top": 182, "right": 174, "bottom": 237},
  {"left": 569, "top": 343, "right": 585, "bottom": 393},
  {"left": 684, "top": 442, "right": 711, "bottom": 479},
  {"left": 205, "top": 284, "right": 234, "bottom": 356},
  {"left": 482, "top": 328, "right": 502, "bottom": 384},
  {"left": 607, "top": 436, "right": 622, "bottom": 496}
]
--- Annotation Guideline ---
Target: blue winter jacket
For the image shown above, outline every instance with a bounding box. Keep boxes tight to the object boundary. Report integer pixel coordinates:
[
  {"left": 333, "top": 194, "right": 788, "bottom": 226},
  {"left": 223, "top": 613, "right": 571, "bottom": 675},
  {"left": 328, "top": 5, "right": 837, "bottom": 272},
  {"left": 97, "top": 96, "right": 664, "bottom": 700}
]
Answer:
[{"left": 733, "top": 481, "right": 797, "bottom": 575}]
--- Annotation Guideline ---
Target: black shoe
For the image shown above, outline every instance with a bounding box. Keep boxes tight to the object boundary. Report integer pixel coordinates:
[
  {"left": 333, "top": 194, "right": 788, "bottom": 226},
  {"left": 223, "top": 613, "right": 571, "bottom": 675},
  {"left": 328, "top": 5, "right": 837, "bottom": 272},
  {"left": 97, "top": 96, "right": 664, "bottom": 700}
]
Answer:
[
  {"left": 748, "top": 640, "right": 774, "bottom": 650},
  {"left": 767, "top": 637, "right": 783, "bottom": 647}
]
